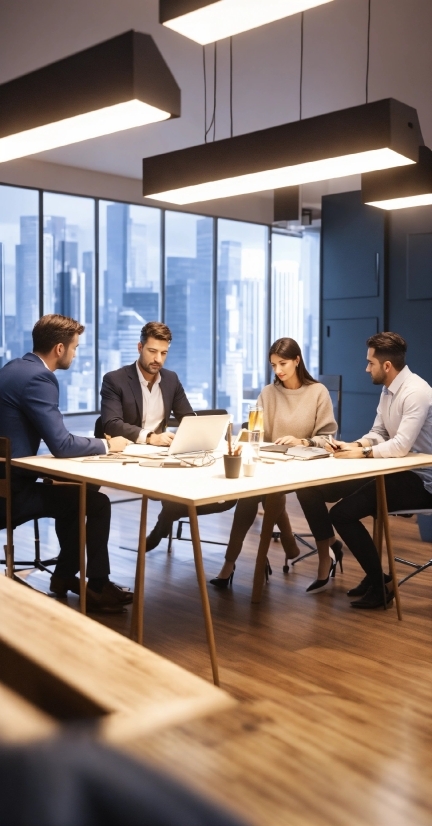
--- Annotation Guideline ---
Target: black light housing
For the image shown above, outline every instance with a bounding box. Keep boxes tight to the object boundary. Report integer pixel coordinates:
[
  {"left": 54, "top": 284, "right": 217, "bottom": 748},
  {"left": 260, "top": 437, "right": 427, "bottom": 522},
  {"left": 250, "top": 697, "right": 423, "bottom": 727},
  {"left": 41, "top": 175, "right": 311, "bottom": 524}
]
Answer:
[
  {"left": 0, "top": 30, "right": 181, "bottom": 163},
  {"left": 143, "top": 99, "right": 423, "bottom": 205},
  {"left": 362, "top": 145, "right": 432, "bottom": 210}
]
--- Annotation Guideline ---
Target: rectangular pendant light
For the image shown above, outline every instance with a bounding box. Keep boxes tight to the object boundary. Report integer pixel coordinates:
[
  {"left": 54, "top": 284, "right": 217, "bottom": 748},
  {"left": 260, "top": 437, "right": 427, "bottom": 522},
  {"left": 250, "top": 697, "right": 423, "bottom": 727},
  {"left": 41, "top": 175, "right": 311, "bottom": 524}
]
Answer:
[
  {"left": 143, "top": 99, "right": 423, "bottom": 205},
  {"left": 160, "top": 0, "right": 335, "bottom": 45},
  {"left": 362, "top": 145, "right": 432, "bottom": 210},
  {"left": 0, "top": 31, "right": 180, "bottom": 163}
]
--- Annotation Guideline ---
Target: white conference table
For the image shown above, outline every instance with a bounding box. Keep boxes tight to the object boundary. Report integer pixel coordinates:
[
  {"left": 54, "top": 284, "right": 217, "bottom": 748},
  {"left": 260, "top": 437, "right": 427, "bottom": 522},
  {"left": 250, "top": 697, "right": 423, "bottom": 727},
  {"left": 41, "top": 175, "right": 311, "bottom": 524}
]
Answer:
[{"left": 12, "top": 451, "right": 432, "bottom": 685}]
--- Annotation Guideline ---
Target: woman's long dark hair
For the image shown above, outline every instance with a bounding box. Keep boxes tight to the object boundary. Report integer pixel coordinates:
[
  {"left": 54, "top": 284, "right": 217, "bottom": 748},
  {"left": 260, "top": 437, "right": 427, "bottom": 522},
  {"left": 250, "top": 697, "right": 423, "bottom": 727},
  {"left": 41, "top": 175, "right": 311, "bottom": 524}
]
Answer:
[{"left": 269, "top": 337, "right": 317, "bottom": 387}]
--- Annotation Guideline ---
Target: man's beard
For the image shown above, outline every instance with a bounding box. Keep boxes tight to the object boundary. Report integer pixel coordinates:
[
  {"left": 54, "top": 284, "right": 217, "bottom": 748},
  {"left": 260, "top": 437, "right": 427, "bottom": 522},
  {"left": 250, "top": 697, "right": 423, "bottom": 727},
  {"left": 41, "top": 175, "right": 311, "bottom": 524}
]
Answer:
[{"left": 371, "top": 370, "right": 386, "bottom": 385}]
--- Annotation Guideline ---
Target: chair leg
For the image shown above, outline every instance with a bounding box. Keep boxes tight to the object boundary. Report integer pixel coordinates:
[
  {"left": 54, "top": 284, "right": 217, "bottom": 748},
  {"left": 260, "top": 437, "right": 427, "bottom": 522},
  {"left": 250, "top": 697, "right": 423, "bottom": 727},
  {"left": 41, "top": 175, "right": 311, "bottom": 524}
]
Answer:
[{"left": 167, "top": 525, "right": 173, "bottom": 553}]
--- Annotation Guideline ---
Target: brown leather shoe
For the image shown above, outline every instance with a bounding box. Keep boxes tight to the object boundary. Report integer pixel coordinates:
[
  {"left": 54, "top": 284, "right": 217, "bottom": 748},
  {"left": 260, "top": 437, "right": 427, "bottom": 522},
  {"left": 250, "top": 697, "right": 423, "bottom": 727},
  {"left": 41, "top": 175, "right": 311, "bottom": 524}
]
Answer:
[
  {"left": 86, "top": 583, "right": 127, "bottom": 614},
  {"left": 105, "top": 581, "right": 133, "bottom": 605},
  {"left": 50, "top": 574, "right": 81, "bottom": 597}
]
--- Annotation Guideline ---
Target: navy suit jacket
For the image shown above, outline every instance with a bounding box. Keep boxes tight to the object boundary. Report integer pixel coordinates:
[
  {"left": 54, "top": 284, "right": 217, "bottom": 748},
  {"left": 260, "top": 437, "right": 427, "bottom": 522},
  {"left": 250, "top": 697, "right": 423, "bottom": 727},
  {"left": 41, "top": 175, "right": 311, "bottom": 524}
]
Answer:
[
  {"left": 0, "top": 353, "right": 105, "bottom": 486},
  {"left": 100, "top": 363, "right": 193, "bottom": 442}
]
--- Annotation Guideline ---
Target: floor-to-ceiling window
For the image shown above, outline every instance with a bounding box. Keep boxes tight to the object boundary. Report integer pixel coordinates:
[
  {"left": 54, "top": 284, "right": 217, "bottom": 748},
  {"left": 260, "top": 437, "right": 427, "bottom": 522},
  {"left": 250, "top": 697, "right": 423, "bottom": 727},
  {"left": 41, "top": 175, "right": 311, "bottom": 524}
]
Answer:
[
  {"left": 98, "top": 201, "right": 161, "bottom": 386},
  {"left": 271, "top": 228, "right": 320, "bottom": 377},
  {"left": 0, "top": 184, "right": 39, "bottom": 366},
  {"left": 0, "top": 182, "right": 321, "bottom": 417},
  {"left": 43, "top": 192, "right": 95, "bottom": 412},
  {"left": 165, "top": 211, "right": 213, "bottom": 409},
  {"left": 217, "top": 219, "right": 268, "bottom": 424}
]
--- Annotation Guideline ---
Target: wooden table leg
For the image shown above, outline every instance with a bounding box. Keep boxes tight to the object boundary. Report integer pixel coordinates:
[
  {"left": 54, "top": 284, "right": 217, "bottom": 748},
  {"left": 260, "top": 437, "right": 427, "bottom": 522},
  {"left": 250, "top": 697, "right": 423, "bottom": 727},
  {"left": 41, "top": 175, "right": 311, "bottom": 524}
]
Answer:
[
  {"left": 251, "top": 493, "right": 280, "bottom": 604},
  {"left": 79, "top": 482, "right": 87, "bottom": 615},
  {"left": 130, "top": 495, "right": 147, "bottom": 645},
  {"left": 188, "top": 505, "right": 220, "bottom": 687},
  {"left": 375, "top": 476, "right": 402, "bottom": 620}
]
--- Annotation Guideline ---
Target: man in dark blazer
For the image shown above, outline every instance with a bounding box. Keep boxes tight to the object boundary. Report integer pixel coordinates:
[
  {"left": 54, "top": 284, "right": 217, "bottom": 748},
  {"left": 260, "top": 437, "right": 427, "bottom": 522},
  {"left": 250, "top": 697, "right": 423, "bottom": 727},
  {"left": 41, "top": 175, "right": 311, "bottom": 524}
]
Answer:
[
  {"left": 0, "top": 314, "right": 131, "bottom": 613},
  {"left": 101, "top": 321, "right": 234, "bottom": 549}
]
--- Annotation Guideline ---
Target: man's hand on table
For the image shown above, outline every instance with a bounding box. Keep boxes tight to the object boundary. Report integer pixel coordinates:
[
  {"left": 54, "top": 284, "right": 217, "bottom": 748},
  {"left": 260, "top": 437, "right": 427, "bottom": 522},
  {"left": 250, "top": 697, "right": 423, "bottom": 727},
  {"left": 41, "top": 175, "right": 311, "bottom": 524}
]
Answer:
[
  {"left": 105, "top": 435, "right": 133, "bottom": 453},
  {"left": 147, "top": 432, "right": 175, "bottom": 447}
]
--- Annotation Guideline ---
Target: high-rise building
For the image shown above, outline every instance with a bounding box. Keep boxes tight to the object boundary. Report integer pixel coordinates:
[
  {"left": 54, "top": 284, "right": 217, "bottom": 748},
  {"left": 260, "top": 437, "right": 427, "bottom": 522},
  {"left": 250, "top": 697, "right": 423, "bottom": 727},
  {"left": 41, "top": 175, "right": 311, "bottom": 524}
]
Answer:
[{"left": 15, "top": 216, "right": 38, "bottom": 352}]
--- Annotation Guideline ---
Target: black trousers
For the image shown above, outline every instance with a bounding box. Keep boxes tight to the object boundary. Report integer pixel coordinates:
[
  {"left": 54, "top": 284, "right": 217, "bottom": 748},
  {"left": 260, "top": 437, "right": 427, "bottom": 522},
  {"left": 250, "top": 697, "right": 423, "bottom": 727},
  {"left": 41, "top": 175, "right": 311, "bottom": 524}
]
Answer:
[
  {"left": 297, "top": 471, "right": 432, "bottom": 586},
  {"left": 11, "top": 482, "right": 111, "bottom": 579},
  {"left": 154, "top": 499, "right": 236, "bottom": 535}
]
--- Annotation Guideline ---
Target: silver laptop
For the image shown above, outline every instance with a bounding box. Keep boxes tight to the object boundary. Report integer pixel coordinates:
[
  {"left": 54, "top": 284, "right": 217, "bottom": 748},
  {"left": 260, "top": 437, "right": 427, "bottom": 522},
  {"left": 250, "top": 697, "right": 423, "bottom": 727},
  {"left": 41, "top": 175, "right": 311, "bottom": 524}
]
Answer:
[{"left": 168, "top": 414, "right": 230, "bottom": 456}]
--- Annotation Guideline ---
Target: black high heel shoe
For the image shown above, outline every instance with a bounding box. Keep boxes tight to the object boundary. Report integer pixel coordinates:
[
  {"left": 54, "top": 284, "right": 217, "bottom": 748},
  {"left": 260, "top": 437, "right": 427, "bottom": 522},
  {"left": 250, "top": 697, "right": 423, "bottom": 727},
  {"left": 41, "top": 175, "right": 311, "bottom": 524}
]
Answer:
[
  {"left": 210, "top": 564, "right": 235, "bottom": 589},
  {"left": 265, "top": 558, "right": 272, "bottom": 583},
  {"left": 306, "top": 554, "right": 336, "bottom": 593},
  {"left": 330, "top": 539, "right": 343, "bottom": 572}
]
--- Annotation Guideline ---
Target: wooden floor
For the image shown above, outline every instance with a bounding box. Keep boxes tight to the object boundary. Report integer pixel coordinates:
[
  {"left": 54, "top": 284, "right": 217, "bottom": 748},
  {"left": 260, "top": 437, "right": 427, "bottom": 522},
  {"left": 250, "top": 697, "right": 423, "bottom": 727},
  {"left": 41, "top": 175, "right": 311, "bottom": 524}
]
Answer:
[{"left": 5, "top": 490, "right": 432, "bottom": 825}]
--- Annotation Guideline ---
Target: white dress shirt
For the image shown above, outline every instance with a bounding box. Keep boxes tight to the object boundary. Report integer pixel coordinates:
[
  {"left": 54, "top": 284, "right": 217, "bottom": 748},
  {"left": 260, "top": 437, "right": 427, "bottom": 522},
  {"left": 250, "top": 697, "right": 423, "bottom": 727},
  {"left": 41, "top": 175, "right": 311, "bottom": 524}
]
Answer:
[
  {"left": 136, "top": 362, "right": 165, "bottom": 444},
  {"left": 362, "top": 365, "right": 432, "bottom": 492}
]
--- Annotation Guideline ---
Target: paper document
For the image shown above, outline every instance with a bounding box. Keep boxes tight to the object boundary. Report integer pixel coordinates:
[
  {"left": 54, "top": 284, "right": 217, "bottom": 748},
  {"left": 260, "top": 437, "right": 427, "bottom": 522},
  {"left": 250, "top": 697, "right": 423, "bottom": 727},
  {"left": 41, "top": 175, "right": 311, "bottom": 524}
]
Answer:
[{"left": 123, "top": 444, "right": 168, "bottom": 458}]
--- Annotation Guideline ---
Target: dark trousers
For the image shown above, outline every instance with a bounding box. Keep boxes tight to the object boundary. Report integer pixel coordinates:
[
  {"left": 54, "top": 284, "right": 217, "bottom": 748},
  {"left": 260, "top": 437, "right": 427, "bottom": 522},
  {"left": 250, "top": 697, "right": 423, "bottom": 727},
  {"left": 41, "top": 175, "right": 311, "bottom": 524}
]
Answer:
[
  {"left": 11, "top": 482, "right": 111, "bottom": 579},
  {"left": 154, "top": 499, "right": 236, "bottom": 535},
  {"left": 297, "top": 471, "right": 432, "bottom": 587}
]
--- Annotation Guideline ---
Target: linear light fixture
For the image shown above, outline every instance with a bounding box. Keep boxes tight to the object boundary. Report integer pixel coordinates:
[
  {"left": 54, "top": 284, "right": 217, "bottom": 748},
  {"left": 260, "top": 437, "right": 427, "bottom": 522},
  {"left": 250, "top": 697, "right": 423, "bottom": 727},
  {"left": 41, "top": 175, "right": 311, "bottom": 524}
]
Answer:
[
  {"left": 143, "top": 99, "right": 423, "bottom": 205},
  {"left": 362, "top": 145, "right": 432, "bottom": 210},
  {"left": 160, "top": 0, "right": 335, "bottom": 45},
  {"left": 0, "top": 31, "right": 180, "bottom": 163}
]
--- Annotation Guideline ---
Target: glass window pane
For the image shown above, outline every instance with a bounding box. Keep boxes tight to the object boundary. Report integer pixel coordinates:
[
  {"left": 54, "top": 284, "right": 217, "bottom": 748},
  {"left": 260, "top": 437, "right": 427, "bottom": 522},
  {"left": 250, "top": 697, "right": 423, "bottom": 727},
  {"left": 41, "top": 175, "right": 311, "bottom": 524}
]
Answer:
[
  {"left": 0, "top": 184, "right": 39, "bottom": 364},
  {"left": 98, "top": 201, "right": 161, "bottom": 384},
  {"left": 43, "top": 191, "right": 95, "bottom": 412},
  {"left": 217, "top": 219, "right": 268, "bottom": 424},
  {"left": 271, "top": 229, "right": 320, "bottom": 376},
  {"left": 165, "top": 211, "right": 213, "bottom": 410}
]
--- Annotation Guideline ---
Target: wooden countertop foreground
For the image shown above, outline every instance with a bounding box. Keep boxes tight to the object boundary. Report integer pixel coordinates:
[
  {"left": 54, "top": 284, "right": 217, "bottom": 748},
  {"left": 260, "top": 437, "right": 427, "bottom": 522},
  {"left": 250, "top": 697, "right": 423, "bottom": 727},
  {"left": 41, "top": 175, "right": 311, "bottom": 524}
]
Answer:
[{"left": 0, "top": 576, "right": 234, "bottom": 742}]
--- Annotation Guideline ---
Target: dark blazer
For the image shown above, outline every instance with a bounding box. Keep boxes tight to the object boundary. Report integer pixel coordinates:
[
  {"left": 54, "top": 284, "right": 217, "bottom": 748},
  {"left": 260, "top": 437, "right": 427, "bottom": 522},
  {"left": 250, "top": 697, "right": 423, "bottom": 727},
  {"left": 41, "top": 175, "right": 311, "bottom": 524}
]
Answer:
[
  {"left": 100, "top": 363, "right": 193, "bottom": 442},
  {"left": 0, "top": 353, "right": 105, "bottom": 486}
]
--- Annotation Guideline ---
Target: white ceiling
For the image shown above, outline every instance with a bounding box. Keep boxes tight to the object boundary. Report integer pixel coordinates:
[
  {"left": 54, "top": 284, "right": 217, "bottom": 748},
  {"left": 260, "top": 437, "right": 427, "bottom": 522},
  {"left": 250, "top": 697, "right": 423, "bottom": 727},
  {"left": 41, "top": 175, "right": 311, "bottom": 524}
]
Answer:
[{"left": 1, "top": 0, "right": 431, "bottom": 211}]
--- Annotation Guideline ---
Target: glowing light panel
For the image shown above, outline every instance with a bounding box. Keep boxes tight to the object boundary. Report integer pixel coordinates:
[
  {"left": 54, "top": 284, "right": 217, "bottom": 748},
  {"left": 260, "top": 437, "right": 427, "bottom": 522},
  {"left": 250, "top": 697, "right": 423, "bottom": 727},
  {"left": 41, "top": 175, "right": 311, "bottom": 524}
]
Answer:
[
  {"left": 0, "top": 100, "right": 170, "bottom": 163},
  {"left": 146, "top": 149, "right": 414, "bottom": 205},
  {"left": 163, "top": 0, "right": 334, "bottom": 45},
  {"left": 366, "top": 193, "right": 432, "bottom": 210}
]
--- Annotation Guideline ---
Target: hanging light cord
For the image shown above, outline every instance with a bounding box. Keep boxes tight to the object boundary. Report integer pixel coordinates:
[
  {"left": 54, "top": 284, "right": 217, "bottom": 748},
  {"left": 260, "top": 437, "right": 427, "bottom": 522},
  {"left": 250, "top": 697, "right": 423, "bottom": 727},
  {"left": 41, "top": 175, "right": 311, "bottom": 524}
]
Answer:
[
  {"left": 205, "top": 43, "right": 217, "bottom": 142},
  {"left": 230, "top": 36, "right": 234, "bottom": 138},
  {"left": 299, "top": 12, "right": 304, "bottom": 120},
  {"left": 365, "top": 0, "right": 371, "bottom": 103},
  {"left": 203, "top": 46, "right": 208, "bottom": 143}
]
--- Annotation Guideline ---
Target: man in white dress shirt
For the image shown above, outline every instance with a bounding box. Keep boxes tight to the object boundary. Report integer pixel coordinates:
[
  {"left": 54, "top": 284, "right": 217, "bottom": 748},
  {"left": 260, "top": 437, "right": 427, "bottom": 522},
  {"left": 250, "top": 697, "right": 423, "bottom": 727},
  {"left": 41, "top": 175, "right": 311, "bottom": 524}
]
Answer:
[{"left": 296, "top": 332, "right": 432, "bottom": 609}]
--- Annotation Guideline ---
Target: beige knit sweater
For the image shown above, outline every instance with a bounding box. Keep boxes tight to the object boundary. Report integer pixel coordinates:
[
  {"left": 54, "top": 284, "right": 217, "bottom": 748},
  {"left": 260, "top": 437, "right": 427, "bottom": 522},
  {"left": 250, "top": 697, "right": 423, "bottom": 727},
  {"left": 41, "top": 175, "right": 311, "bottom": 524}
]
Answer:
[{"left": 257, "top": 381, "right": 337, "bottom": 445}]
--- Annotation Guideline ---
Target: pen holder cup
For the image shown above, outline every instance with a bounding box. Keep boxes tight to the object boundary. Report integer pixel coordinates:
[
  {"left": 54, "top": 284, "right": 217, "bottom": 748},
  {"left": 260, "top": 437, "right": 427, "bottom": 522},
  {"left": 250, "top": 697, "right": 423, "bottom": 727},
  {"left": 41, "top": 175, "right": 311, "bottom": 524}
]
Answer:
[{"left": 223, "top": 454, "right": 242, "bottom": 479}]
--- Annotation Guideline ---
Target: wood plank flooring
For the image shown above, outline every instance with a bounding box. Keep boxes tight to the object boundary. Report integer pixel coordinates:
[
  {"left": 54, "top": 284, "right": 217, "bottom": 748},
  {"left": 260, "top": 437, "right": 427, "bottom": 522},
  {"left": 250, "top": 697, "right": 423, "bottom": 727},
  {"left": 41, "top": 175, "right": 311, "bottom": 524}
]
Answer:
[{"left": 4, "top": 490, "right": 432, "bottom": 825}]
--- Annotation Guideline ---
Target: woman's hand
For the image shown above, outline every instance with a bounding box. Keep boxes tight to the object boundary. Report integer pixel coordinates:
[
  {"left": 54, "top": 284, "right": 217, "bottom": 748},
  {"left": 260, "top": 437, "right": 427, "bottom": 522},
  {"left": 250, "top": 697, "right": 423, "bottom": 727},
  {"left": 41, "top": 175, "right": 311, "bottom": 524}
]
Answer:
[{"left": 274, "top": 435, "right": 302, "bottom": 446}]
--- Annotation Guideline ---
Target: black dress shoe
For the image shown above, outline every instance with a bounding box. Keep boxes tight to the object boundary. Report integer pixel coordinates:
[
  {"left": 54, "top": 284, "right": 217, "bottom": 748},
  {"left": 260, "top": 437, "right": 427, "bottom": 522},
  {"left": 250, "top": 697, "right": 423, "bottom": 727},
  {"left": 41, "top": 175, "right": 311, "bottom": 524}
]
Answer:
[
  {"left": 145, "top": 524, "right": 169, "bottom": 552},
  {"left": 50, "top": 574, "right": 81, "bottom": 597},
  {"left": 351, "top": 585, "right": 394, "bottom": 609},
  {"left": 347, "top": 572, "right": 392, "bottom": 597}
]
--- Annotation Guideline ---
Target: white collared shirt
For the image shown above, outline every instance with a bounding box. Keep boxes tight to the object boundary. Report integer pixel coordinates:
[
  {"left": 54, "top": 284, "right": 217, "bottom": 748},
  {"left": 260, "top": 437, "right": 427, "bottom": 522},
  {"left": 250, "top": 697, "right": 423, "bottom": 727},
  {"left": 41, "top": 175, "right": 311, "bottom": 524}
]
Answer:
[
  {"left": 135, "top": 362, "right": 165, "bottom": 444},
  {"left": 362, "top": 365, "right": 432, "bottom": 492}
]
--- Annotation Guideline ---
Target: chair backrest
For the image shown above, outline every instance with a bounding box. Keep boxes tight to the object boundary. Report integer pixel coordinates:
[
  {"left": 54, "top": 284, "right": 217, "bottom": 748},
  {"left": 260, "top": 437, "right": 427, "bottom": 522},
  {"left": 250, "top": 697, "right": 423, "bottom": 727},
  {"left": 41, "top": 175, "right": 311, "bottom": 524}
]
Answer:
[
  {"left": 0, "top": 437, "right": 14, "bottom": 576},
  {"left": 319, "top": 374, "right": 342, "bottom": 438},
  {"left": 94, "top": 416, "right": 104, "bottom": 439}
]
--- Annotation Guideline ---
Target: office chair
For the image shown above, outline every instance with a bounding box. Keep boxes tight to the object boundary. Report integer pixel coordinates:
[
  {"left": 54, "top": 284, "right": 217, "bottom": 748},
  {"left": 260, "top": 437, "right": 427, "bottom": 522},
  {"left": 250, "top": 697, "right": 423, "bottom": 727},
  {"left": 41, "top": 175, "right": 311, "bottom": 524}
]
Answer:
[
  {"left": 375, "top": 509, "right": 432, "bottom": 586},
  {"left": 0, "top": 437, "right": 59, "bottom": 578},
  {"left": 287, "top": 375, "right": 342, "bottom": 572}
]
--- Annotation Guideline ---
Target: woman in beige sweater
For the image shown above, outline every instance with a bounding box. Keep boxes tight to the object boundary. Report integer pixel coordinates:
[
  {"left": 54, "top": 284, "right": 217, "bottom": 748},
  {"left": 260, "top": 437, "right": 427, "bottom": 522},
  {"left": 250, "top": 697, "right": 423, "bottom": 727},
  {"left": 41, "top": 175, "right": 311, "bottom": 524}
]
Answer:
[{"left": 210, "top": 337, "right": 342, "bottom": 593}]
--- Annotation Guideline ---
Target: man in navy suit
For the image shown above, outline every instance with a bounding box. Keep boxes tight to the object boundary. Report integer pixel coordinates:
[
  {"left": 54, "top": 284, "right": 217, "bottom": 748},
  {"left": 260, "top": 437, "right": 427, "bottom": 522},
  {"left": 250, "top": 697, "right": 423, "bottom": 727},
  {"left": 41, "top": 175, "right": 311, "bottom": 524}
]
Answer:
[
  {"left": 101, "top": 321, "right": 234, "bottom": 550},
  {"left": 0, "top": 314, "right": 131, "bottom": 613}
]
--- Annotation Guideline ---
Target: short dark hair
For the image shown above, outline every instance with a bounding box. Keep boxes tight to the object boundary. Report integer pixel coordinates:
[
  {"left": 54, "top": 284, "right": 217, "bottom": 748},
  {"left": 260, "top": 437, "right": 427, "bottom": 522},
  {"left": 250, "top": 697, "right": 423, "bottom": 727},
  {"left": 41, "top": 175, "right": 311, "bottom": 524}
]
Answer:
[
  {"left": 140, "top": 321, "right": 172, "bottom": 345},
  {"left": 366, "top": 332, "right": 407, "bottom": 371},
  {"left": 32, "top": 314, "right": 84, "bottom": 354},
  {"left": 269, "top": 337, "right": 317, "bottom": 387}
]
